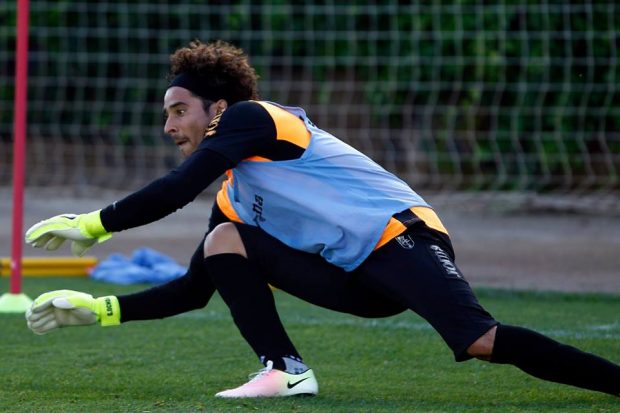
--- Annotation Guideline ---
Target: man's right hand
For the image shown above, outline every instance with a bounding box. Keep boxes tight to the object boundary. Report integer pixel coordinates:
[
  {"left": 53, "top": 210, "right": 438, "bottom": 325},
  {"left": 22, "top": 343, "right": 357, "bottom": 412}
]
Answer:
[
  {"left": 26, "top": 290, "right": 121, "bottom": 335},
  {"left": 25, "top": 210, "right": 112, "bottom": 256}
]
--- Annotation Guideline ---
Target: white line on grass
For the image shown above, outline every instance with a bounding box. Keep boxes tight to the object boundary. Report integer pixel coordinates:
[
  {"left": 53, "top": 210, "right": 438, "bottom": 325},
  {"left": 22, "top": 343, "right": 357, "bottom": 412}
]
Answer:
[{"left": 176, "top": 310, "right": 620, "bottom": 340}]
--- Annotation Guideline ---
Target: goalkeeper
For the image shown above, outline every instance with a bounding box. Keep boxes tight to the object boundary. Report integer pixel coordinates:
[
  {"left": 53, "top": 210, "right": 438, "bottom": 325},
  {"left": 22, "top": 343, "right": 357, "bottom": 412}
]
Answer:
[{"left": 25, "top": 39, "right": 620, "bottom": 399}]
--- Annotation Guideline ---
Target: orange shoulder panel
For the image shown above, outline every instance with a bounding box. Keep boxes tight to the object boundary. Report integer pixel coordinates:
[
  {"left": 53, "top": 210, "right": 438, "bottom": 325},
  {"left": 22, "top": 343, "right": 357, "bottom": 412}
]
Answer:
[{"left": 254, "top": 101, "right": 311, "bottom": 149}]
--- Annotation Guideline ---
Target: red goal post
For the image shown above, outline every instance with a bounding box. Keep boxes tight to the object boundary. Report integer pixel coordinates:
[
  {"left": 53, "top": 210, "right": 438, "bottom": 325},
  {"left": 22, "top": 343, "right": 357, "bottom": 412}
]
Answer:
[{"left": 0, "top": 0, "right": 33, "bottom": 313}]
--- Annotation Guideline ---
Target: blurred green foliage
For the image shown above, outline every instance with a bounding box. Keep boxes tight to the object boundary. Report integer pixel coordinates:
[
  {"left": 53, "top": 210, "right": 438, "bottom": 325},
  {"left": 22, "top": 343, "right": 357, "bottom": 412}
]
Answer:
[{"left": 0, "top": 1, "right": 618, "bottom": 192}]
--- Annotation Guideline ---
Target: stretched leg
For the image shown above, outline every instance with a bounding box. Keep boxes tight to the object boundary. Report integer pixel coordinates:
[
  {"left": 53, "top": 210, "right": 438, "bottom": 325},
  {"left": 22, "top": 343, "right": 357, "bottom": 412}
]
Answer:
[
  {"left": 364, "top": 225, "right": 620, "bottom": 396},
  {"left": 468, "top": 324, "right": 620, "bottom": 396},
  {"left": 357, "top": 226, "right": 497, "bottom": 361}
]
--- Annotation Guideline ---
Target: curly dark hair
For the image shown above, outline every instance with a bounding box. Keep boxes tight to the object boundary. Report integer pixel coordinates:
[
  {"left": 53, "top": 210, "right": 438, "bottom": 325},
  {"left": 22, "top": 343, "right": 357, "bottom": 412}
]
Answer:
[{"left": 168, "top": 39, "right": 259, "bottom": 105}]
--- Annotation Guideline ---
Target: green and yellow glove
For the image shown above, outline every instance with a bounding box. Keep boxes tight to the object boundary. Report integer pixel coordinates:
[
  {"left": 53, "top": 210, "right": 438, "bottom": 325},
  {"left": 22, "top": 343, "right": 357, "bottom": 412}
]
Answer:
[
  {"left": 25, "top": 210, "right": 112, "bottom": 256},
  {"left": 25, "top": 290, "right": 120, "bottom": 335}
]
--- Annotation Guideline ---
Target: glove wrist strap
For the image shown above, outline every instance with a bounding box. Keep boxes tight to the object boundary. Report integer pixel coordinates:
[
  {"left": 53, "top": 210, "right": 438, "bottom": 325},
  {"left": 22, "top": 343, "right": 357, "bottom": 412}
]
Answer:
[
  {"left": 83, "top": 210, "right": 112, "bottom": 241},
  {"left": 96, "top": 296, "right": 121, "bottom": 326}
]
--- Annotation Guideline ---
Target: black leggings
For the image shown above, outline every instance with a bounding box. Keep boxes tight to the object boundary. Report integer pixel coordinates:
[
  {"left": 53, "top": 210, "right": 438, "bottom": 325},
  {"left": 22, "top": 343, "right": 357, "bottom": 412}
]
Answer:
[
  {"left": 118, "top": 223, "right": 620, "bottom": 395},
  {"left": 119, "top": 223, "right": 496, "bottom": 360},
  {"left": 235, "top": 222, "right": 497, "bottom": 361}
]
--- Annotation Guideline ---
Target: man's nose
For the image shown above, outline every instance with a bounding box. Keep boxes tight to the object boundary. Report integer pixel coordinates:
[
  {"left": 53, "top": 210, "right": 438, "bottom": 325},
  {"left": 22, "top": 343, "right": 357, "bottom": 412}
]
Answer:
[{"left": 164, "top": 117, "right": 177, "bottom": 135}]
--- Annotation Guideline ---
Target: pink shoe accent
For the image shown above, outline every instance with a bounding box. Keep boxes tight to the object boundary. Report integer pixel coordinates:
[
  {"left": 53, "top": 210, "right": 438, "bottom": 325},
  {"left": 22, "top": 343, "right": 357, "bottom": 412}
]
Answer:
[{"left": 215, "top": 361, "right": 319, "bottom": 398}]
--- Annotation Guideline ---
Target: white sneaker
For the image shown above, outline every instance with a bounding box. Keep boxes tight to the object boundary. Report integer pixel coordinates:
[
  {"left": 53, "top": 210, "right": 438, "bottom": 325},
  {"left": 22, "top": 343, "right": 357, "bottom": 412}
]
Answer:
[{"left": 215, "top": 360, "right": 319, "bottom": 398}]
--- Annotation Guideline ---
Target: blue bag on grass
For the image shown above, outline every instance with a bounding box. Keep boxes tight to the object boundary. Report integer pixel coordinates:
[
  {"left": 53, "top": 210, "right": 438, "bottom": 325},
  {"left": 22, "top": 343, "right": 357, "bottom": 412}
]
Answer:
[{"left": 90, "top": 247, "right": 187, "bottom": 285}]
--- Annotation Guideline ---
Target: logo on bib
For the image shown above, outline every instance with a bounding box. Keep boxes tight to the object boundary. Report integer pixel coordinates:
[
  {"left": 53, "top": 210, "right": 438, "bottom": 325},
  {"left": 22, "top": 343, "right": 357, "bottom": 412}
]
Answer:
[
  {"left": 395, "top": 234, "right": 415, "bottom": 249},
  {"left": 252, "top": 194, "right": 266, "bottom": 225}
]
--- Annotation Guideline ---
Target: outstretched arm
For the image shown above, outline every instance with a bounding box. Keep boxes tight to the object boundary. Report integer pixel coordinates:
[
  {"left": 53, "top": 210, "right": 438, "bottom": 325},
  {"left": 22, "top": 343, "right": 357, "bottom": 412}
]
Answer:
[
  {"left": 100, "top": 149, "right": 232, "bottom": 232},
  {"left": 26, "top": 201, "right": 232, "bottom": 332},
  {"left": 25, "top": 101, "right": 275, "bottom": 257},
  {"left": 23, "top": 148, "right": 232, "bottom": 257}
]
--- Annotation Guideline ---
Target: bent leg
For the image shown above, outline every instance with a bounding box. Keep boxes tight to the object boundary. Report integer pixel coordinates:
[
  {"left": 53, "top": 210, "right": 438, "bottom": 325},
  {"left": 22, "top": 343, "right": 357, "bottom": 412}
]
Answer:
[
  {"left": 233, "top": 223, "right": 405, "bottom": 318},
  {"left": 205, "top": 223, "right": 304, "bottom": 370},
  {"left": 204, "top": 223, "right": 404, "bottom": 371}
]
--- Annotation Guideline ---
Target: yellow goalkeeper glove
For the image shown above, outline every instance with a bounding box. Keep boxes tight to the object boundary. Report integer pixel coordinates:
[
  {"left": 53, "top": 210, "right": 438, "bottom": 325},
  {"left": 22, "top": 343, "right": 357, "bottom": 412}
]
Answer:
[
  {"left": 25, "top": 290, "right": 121, "bottom": 335},
  {"left": 25, "top": 210, "right": 112, "bottom": 256}
]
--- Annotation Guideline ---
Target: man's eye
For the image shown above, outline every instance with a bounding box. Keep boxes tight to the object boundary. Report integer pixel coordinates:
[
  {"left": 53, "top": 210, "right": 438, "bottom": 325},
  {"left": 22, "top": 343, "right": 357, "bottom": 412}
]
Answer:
[{"left": 177, "top": 109, "right": 186, "bottom": 115}]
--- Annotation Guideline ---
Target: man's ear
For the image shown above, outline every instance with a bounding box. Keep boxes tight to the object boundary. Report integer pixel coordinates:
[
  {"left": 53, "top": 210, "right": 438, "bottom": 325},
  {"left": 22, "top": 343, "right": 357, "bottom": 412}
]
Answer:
[{"left": 213, "top": 99, "right": 228, "bottom": 114}]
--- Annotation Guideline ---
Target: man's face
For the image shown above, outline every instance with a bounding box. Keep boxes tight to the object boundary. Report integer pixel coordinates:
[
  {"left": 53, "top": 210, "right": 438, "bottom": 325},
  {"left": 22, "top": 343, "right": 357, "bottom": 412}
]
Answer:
[{"left": 163, "top": 86, "right": 215, "bottom": 158}]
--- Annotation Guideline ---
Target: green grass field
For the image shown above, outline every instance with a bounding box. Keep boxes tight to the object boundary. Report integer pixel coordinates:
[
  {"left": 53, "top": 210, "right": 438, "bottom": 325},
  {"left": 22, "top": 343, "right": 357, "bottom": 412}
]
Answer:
[{"left": 2, "top": 277, "right": 619, "bottom": 412}]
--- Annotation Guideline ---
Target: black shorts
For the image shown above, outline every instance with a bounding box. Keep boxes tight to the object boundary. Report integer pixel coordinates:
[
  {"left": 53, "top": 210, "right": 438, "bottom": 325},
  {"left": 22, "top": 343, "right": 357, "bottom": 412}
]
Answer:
[{"left": 235, "top": 221, "right": 498, "bottom": 361}]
